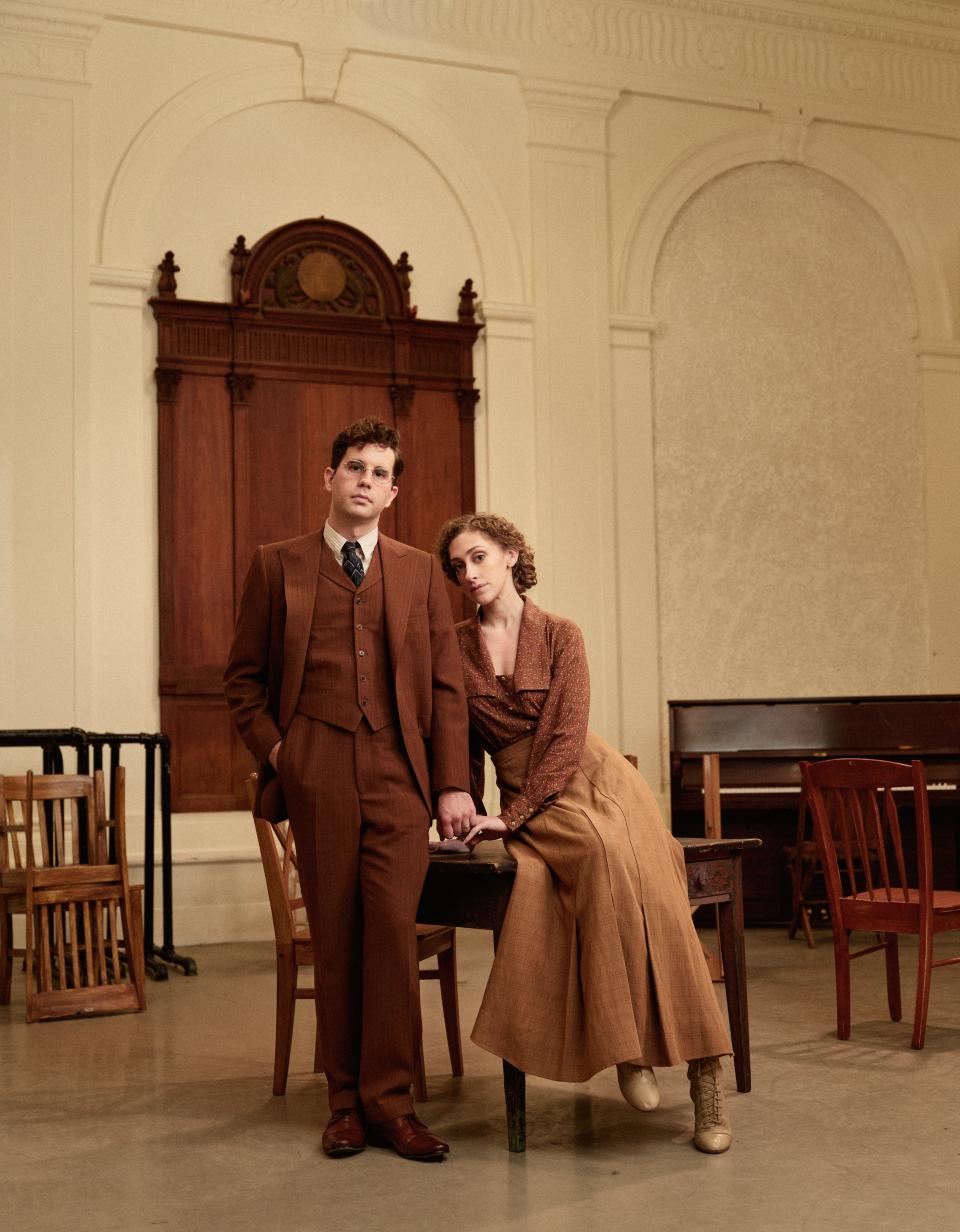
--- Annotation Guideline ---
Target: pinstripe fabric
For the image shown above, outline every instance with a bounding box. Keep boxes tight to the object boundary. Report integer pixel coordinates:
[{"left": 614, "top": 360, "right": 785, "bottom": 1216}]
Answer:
[{"left": 224, "top": 528, "right": 470, "bottom": 1122}]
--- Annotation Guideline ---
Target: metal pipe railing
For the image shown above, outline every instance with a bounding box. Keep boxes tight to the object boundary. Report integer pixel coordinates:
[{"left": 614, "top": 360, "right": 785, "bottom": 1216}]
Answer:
[{"left": 0, "top": 727, "right": 197, "bottom": 980}]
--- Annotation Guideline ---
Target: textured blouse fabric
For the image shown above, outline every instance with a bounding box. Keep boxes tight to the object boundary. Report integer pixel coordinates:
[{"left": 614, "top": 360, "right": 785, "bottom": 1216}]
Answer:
[{"left": 455, "top": 598, "right": 590, "bottom": 830}]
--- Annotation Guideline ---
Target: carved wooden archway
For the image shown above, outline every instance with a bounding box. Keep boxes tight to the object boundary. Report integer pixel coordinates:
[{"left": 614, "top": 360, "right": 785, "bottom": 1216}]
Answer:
[{"left": 151, "top": 218, "right": 481, "bottom": 811}]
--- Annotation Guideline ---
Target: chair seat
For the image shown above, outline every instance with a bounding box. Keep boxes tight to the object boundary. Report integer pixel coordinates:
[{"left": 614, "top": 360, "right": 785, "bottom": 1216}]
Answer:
[{"left": 845, "top": 888, "right": 960, "bottom": 911}]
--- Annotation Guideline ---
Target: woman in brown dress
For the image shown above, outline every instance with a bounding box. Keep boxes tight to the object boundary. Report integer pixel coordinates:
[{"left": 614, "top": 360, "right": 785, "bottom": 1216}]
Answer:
[{"left": 436, "top": 512, "right": 734, "bottom": 1153}]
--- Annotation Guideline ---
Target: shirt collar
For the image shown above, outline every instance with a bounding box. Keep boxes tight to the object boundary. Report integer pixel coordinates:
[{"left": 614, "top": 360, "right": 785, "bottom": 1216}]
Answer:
[{"left": 323, "top": 520, "right": 379, "bottom": 563}]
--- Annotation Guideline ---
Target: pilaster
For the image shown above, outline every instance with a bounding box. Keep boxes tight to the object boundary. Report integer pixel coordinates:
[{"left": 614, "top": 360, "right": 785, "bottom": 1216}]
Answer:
[
  {"left": 609, "top": 313, "right": 665, "bottom": 802},
  {"left": 0, "top": 3, "right": 100, "bottom": 728},
  {"left": 918, "top": 340, "right": 960, "bottom": 691},
  {"left": 522, "top": 77, "right": 620, "bottom": 738}
]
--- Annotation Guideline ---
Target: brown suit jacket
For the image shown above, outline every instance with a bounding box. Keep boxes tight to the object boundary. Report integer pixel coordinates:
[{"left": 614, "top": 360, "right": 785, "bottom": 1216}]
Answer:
[{"left": 223, "top": 529, "right": 470, "bottom": 820}]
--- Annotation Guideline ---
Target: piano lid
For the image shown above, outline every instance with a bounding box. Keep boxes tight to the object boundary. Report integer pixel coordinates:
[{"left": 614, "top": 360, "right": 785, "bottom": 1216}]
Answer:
[{"left": 669, "top": 695, "right": 960, "bottom": 757}]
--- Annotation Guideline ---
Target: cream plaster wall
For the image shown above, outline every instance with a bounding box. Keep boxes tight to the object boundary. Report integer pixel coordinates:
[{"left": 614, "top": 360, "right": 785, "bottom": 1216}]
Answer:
[
  {"left": 3, "top": 0, "right": 960, "bottom": 943},
  {"left": 652, "top": 161, "right": 926, "bottom": 702}
]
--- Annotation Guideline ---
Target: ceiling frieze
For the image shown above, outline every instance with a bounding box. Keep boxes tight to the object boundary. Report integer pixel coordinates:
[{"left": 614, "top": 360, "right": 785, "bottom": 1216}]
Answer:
[{"left": 8, "top": 0, "right": 960, "bottom": 120}]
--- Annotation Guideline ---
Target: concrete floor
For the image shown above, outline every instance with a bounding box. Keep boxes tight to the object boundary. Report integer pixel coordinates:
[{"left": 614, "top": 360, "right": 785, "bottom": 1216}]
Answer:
[{"left": 2, "top": 926, "right": 959, "bottom": 1232}]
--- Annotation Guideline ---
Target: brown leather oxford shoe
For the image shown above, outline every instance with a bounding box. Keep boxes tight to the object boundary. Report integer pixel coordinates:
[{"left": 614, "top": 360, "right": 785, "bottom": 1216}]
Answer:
[
  {"left": 321, "top": 1109, "right": 366, "bottom": 1157},
  {"left": 368, "top": 1114, "right": 449, "bottom": 1161}
]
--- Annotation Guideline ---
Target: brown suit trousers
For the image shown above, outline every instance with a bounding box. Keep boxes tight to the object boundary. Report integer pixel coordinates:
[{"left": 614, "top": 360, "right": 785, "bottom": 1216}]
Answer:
[
  {"left": 280, "top": 713, "right": 429, "bottom": 1124},
  {"left": 224, "top": 532, "right": 470, "bottom": 1124}
]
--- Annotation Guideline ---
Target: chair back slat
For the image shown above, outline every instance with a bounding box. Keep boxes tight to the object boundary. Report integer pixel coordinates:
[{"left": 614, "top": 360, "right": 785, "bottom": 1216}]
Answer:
[
  {"left": 802, "top": 758, "right": 928, "bottom": 911},
  {"left": 865, "top": 790, "right": 892, "bottom": 898},
  {"left": 883, "top": 788, "right": 909, "bottom": 902},
  {"left": 834, "top": 791, "right": 860, "bottom": 896},
  {"left": 848, "top": 790, "right": 874, "bottom": 896}
]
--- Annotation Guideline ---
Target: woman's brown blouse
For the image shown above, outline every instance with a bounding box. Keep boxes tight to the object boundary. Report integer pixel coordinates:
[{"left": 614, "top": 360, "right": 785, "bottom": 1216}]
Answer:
[{"left": 455, "top": 598, "right": 590, "bottom": 830}]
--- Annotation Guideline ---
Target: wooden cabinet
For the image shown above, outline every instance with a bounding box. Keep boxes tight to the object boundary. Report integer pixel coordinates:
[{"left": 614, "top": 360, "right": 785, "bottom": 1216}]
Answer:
[{"left": 152, "top": 219, "right": 482, "bottom": 810}]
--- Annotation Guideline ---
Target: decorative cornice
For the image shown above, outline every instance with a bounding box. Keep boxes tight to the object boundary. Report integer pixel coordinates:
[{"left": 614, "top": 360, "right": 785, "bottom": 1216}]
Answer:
[
  {"left": 0, "top": 4, "right": 101, "bottom": 83},
  {"left": 917, "top": 339, "right": 960, "bottom": 373},
  {"left": 22, "top": 1, "right": 960, "bottom": 127},
  {"left": 609, "top": 312, "right": 662, "bottom": 344},
  {"left": 521, "top": 77, "right": 621, "bottom": 151},
  {"left": 478, "top": 300, "right": 535, "bottom": 340},
  {"left": 89, "top": 263, "right": 153, "bottom": 306}
]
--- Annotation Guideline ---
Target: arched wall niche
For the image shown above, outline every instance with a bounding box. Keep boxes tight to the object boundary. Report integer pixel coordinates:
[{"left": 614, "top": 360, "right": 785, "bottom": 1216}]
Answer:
[
  {"left": 649, "top": 159, "right": 928, "bottom": 707},
  {"left": 616, "top": 125, "right": 953, "bottom": 341},
  {"left": 97, "top": 61, "right": 526, "bottom": 308}
]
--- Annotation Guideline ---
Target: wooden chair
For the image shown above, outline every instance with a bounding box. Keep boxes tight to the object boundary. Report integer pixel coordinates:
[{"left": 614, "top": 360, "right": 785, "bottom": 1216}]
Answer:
[
  {"left": 249, "top": 781, "right": 463, "bottom": 1098},
  {"left": 800, "top": 757, "right": 960, "bottom": 1049},
  {"left": 784, "top": 794, "right": 827, "bottom": 948},
  {"left": 0, "top": 770, "right": 146, "bottom": 1022}
]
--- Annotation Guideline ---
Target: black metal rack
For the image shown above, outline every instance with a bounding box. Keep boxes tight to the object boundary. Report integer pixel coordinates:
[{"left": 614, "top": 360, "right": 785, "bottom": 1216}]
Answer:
[{"left": 0, "top": 728, "right": 197, "bottom": 980}]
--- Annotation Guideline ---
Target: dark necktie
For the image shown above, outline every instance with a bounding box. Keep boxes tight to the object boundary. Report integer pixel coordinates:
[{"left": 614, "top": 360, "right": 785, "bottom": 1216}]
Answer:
[{"left": 341, "top": 540, "right": 364, "bottom": 587}]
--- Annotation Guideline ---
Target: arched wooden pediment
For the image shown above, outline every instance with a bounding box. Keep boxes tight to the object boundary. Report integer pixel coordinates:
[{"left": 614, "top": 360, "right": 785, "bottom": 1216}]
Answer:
[
  {"left": 231, "top": 217, "right": 414, "bottom": 318},
  {"left": 150, "top": 216, "right": 481, "bottom": 811}
]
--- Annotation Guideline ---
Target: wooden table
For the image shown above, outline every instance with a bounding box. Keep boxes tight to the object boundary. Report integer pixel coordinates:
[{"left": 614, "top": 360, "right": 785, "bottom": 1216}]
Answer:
[{"left": 417, "top": 835, "right": 761, "bottom": 1152}]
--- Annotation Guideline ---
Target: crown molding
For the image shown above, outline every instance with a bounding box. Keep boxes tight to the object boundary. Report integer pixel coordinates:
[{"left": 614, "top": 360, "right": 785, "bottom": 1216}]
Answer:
[
  {"left": 0, "top": 3, "right": 101, "bottom": 82},
  {"left": 14, "top": 1, "right": 960, "bottom": 130}
]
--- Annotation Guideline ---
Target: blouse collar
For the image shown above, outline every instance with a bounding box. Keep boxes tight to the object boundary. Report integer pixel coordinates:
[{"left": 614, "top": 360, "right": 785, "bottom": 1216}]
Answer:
[{"left": 460, "top": 597, "right": 552, "bottom": 696}]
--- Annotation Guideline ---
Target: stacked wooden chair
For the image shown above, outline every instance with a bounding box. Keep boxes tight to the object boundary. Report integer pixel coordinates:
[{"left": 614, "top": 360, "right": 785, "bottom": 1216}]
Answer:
[{"left": 0, "top": 769, "right": 146, "bottom": 1022}]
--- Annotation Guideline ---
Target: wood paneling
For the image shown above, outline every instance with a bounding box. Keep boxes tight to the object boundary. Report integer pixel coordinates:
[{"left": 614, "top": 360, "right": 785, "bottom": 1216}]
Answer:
[{"left": 152, "top": 219, "right": 481, "bottom": 810}]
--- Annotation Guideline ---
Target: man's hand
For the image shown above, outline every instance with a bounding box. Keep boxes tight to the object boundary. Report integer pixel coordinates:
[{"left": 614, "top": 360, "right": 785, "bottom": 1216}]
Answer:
[{"left": 436, "top": 789, "right": 475, "bottom": 840}]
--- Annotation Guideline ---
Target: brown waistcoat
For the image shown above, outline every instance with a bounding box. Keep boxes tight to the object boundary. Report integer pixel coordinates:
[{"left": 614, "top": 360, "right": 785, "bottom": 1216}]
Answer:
[{"left": 296, "top": 545, "right": 396, "bottom": 732}]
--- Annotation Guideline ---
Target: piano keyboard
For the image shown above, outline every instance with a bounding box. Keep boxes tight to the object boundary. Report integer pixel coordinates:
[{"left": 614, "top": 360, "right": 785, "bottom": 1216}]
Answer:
[{"left": 712, "top": 783, "right": 956, "bottom": 794}]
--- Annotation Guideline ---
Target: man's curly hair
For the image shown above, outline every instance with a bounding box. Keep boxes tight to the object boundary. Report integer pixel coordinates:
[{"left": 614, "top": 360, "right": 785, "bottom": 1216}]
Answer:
[
  {"left": 330, "top": 417, "right": 403, "bottom": 479},
  {"left": 435, "top": 513, "right": 537, "bottom": 595}
]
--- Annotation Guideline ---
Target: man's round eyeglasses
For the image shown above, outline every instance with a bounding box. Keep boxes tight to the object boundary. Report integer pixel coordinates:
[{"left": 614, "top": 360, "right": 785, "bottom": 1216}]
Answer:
[{"left": 342, "top": 459, "right": 394, "bottom": 486}]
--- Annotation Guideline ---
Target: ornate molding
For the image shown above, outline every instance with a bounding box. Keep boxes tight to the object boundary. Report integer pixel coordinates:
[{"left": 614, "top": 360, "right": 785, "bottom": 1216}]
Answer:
[
  {"left": 89, "top": 264, "right": 153, "bottom": 308},
  {"left": 609, "top": 312, "right": 662, "bottom": 348},
  {"left": 389, "top": 383, "right": 416, "bottom": 417},
  {"left": 917, "top": 340, "right": 960, "bottom": 374},
  {"left": 87, "top": 1, "right": 960, "bottom": 129},
  {"left": 521, "top": 77, "right": 621, "bottom": 151},
  {"left": 455, "top": 386, "right": 481, "bottom": 421},
  {"left": 298, "top": 42, "right": 346, "bottom": 101},
  {"left": 226, "top": 371, "right": 256, "bottom": 403},
  {"left": 155, "top": 366, "right": 182, "bottom": 405},
  {"left": 0, "top": 5, "right": 101, "bottom": 83},
  {"left": 476, "top": 300, "right": 535, "bottom": 341}
]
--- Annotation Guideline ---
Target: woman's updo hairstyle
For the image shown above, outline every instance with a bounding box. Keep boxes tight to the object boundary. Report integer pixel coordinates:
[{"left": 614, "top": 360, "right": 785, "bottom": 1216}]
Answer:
[{"left": 436, "top": 513, "right": 537, "bottom": 596}]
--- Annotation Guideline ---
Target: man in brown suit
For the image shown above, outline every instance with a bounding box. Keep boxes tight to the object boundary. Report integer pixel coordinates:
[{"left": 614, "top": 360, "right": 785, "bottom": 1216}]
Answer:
[{"left": 224, "top": 417, "right": 474, "bottom": 1162}]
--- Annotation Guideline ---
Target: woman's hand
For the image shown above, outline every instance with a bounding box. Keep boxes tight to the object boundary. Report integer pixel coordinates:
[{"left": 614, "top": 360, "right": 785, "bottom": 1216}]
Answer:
[{"left": 464, "top": 816, "right": 509, "bottom": 848}]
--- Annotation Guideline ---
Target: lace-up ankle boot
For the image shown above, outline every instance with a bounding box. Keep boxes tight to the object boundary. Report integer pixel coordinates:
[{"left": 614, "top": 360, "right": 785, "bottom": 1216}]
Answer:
[{"left": 687, "top": 1056, "right": 732, "bottom": 1153}]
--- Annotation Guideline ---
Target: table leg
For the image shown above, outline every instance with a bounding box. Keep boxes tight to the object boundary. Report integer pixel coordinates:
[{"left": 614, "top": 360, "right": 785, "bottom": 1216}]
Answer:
[
  {"left": 715, "top": 862, "right": 751, "bottom": 1093},
  {"left": 493, "top": 905, "right": 527, "bottom": 1152},
  {"left": 503, "top": 1061, "right": 526, "bottom": 1152}
]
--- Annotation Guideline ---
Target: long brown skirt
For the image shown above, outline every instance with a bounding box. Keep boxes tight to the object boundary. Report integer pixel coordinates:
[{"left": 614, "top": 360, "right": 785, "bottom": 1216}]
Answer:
[{"left": 471, "top": 731, "right": 732, "bottom": 1082}]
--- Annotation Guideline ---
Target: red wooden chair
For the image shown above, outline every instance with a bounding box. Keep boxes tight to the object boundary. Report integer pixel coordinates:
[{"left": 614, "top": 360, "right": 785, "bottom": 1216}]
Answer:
[{"left": 800, "top": 757, "right": 960, "bottom": 1049}]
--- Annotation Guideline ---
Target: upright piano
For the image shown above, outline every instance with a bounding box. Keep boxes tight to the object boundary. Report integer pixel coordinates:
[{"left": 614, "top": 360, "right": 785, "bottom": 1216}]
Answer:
[{"left": 668, "top": 695, "right": 960, "bottom": 923}]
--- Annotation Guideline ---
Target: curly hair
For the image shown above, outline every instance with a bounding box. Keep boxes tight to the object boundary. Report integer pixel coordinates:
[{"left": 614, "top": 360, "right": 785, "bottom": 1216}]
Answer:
[
  {"left": 330, "top": 417, "right": 404, "bottom": 479},
  {"left": 435, "top": 512, "right": 537, "bottom": 595}
]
